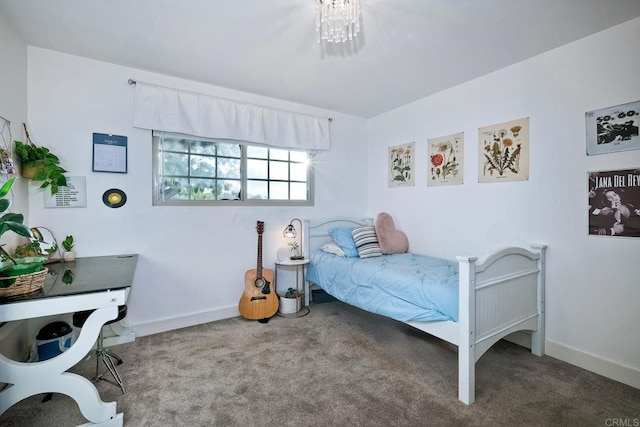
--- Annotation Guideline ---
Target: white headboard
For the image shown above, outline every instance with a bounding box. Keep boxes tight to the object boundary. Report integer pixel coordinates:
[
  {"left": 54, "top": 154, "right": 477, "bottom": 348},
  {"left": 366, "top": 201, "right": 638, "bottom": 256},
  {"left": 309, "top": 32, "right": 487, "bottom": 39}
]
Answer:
[{"left": 304, "top": 217, "right": 373, "bottom": 258}]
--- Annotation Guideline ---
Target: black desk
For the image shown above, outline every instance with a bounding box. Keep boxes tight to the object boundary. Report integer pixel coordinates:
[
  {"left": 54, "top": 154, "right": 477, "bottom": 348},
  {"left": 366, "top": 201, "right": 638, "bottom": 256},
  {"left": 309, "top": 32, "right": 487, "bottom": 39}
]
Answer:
[{"left": 0, "top": 254, "right": 138, "bottom": 427}]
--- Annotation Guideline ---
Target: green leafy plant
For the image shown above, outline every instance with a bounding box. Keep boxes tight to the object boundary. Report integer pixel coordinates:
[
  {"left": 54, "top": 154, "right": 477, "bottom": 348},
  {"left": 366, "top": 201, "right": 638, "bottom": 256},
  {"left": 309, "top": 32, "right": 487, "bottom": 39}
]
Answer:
[
  {"left": 13, "top": 240, "right": 57, "bottom": 258},
  {"left": 62, "top": 269, "right": 74, "bottom": 285},
  {"left": 0, "top": 178, "right": 32, "bottom": 264},
  {"left": 62, "top": 235, "right": 74, "bottom": 252},
  {"left": 14, "top": 124, "right": 68, "bottom": 195},
  {"left": 15, "top": 140, "right": 68, "bottom": 195},
  {"left": 284, "top": 287, "right": 300, "bottom": 298},
  {"left": 0, "top": 178, "right": 48, "bottom": 287}
]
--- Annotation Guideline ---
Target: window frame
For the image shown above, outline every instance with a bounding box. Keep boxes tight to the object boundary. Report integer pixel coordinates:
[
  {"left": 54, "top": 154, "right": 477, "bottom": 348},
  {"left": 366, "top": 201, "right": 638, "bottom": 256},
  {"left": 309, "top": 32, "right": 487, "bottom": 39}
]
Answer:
[{"left": 152, "top": 132, "right": 314, "bottom": 207}]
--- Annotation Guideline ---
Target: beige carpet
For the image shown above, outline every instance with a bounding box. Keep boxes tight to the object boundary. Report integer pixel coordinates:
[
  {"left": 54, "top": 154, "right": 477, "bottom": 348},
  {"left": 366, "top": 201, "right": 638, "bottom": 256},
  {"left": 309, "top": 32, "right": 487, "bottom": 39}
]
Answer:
[{"left": 2, "top": 301, "right": 639, "bottom": 426}]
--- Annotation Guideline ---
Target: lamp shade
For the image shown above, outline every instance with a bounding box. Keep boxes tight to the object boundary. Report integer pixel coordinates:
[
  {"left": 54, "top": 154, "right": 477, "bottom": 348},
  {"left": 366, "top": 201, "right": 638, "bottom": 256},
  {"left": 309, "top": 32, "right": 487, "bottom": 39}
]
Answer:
[{"left": 283, "top": 224, "right": 297, "bottom": 238}]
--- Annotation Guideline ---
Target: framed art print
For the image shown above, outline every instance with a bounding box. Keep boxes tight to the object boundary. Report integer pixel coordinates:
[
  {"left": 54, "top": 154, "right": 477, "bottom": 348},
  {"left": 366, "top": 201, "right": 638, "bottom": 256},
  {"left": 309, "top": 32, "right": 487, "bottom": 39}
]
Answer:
[
  {"left": 588, "top": 168, "right": 640, "bottom": 237},
  {"left": 427, "top": 132, "right": 463, "bottom": 186},
  {"left": 586, "top": 100, "right": 640, "bottom": 155},
  {"left": 388, "top": 142, "right": 415, "bottom": 187},
  {"left": 478, "top": 117, "right": 529, "bottom": 183}
]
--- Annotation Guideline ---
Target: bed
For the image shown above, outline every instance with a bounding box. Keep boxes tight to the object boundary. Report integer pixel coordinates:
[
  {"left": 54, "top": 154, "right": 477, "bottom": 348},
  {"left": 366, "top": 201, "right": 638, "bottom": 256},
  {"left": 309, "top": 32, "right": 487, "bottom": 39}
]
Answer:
[{"left": 302, "top": 217, "right": 547, "bottom": 405}]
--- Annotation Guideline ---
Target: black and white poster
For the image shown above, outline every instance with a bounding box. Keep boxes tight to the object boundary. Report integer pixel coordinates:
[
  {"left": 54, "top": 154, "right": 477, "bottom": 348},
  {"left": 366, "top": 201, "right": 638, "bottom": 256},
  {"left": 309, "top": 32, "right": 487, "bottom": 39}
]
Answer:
[
  {"left": 586, "top": 100, "right": 640, "bottom": 155},
  {"left": 588, "top": 168, "right": 640, "bottom": 237}
]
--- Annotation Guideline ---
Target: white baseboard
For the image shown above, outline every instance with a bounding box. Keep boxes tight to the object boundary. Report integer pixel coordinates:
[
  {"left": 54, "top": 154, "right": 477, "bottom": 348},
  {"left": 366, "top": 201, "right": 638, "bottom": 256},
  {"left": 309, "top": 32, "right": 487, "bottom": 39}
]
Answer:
[
  {"left": 501, "top": 333, "right": 639, "bottom": 391},
  {"left": 102, "top": 324, "right": 136, "bottom": 348},
  {"left": 130, "top": 305, "right": 239, "bottom": 337},
  {"left": 546, "top": 339, "right": 640, "bottom": 390}
]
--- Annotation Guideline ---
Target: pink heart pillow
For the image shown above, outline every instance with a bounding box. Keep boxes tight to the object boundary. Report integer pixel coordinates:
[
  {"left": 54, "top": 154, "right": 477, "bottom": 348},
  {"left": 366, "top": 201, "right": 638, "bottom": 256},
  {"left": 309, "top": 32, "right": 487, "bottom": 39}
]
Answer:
[{"left": 375, "top": 212, "right": 409, "bottom": 254}]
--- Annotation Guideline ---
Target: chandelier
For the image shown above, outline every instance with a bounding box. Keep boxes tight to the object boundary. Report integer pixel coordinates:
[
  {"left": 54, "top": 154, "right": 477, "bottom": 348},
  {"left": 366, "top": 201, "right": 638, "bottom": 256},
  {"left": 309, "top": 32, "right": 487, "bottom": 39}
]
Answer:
[{"left": 315, "top": 0, "right": 362, "bottom": 43}]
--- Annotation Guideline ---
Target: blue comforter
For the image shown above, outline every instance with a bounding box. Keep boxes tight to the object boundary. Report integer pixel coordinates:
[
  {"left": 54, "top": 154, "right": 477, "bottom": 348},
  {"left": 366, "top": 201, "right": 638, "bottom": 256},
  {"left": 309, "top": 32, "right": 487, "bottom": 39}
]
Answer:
[{"left": 306, "top": 251, "right": 459, "bottom": 322}]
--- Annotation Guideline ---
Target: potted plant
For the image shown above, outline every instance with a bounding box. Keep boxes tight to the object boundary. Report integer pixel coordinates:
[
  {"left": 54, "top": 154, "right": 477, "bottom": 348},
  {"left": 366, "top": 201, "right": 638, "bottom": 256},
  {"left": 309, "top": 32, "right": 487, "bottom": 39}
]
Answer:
[
  {"left": 13, "top": 240, "right": 57, "bottom": 259},
  {"left": 288, "top": 240, "right": 300, "bottom": 259},
  {"left": 279, "top": 287, "right": 302, "bottom": 315},
  {"left": 14, "top": 123, "right": 68, "bottom": 195},
  {"left": 62, "top": 235, "right": 75, "bottom": 261},
  {"left": 0, "top": 178, "right": 47, "bottom": 287}
]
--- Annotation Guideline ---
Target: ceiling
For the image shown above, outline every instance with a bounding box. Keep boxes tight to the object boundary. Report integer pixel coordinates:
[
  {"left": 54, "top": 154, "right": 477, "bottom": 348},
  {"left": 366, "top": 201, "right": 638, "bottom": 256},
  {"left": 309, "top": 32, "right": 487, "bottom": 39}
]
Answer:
[{"left": 2, "top": 0, "right": 640, "bottom": 118}]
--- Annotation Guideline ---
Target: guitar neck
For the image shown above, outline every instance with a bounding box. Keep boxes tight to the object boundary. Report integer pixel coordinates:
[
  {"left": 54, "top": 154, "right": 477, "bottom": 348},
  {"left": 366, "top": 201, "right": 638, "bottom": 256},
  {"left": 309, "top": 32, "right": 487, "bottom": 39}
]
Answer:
[{"left": 256, "top": 233, "right": 263, "bottom": 279}]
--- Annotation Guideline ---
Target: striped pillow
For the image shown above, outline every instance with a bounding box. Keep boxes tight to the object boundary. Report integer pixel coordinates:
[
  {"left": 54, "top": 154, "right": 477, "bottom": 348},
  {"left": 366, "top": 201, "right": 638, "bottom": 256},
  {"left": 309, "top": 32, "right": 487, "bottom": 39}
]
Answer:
[{"left": 351, "top": 225, "right": 383, "bottom": 258}]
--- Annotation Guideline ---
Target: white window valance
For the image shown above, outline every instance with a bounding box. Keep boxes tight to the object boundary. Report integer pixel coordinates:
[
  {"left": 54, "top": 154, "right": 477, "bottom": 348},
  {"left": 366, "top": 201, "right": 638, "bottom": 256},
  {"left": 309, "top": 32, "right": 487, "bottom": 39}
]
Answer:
[{"left": 133, "top": 82, "right": 331, "bottom": 151}]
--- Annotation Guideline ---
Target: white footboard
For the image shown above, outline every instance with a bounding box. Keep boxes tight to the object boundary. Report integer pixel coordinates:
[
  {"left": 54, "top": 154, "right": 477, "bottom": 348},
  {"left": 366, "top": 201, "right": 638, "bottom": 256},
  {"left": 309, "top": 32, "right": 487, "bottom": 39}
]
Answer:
[{"left": 456, "top": 244, "right": 547, "bottom": 404}]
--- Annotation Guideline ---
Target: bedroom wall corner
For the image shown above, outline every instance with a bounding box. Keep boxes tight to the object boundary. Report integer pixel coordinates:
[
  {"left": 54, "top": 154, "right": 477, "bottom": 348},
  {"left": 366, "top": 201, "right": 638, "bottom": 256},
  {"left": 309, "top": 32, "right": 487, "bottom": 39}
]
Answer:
[{"left": 364, "top": 17, "right": 640, "bottom": 388}]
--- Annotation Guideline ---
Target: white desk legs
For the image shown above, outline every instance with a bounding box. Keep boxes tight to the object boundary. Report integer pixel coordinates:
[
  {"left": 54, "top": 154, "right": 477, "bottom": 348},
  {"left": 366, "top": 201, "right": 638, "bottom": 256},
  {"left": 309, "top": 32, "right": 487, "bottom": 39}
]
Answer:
[{"left": 0, "top": 306, "right": 123, "bottom": 426}]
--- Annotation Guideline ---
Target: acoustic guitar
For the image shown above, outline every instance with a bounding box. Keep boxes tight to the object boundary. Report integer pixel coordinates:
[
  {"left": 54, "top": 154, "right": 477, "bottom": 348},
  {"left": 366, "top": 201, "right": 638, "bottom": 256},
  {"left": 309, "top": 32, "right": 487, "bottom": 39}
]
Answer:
[{"left": 238, "top": 221, "right": 279, "bottom": 321}]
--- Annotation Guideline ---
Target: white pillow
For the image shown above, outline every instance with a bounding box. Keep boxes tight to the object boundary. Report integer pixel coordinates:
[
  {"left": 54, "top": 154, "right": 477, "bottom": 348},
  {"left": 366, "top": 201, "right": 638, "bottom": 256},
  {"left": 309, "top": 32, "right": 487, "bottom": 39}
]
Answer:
[{"left": 321, "top": 242, "right": 346, "bottom": 257}]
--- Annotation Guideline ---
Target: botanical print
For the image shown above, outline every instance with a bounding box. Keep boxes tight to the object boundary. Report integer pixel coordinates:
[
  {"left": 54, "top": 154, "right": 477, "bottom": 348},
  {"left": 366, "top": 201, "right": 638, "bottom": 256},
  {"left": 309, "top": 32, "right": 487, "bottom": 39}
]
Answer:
[
  {"left": 478, "top": 117, "right": 529, "bottom": 183},
  {"left": 388, "top": 142, "right": 415, "bottom": 187},
  {"left": 586, "top": 100, "right": 640, "bottom": 156},
  {"left": 427, "top": 132, "right": 463, "bottom": 186},
  {"left": 588, "top": 168, "right": 640, "bottom": 238}
]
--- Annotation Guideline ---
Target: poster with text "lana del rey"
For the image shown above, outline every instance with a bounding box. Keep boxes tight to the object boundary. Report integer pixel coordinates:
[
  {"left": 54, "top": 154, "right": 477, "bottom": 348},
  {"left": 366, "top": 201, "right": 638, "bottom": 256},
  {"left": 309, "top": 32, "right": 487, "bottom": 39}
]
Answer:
[{"left": 588, "top": 168, "right": 640, "bottom": 237}]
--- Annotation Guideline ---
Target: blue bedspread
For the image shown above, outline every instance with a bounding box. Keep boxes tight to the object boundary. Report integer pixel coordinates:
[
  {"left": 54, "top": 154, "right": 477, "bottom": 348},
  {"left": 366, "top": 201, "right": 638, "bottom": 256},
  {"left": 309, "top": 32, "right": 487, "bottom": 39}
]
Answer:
[{"left": 306, "top": 251, "right": 459, "bottom": 322}]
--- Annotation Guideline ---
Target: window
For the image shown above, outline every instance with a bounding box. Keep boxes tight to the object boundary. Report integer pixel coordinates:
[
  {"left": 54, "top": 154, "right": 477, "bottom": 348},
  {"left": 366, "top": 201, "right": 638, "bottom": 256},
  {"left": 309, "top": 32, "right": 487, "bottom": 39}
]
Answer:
[{"left": 153, "top": 131, "right": 313, "bottom": 206}]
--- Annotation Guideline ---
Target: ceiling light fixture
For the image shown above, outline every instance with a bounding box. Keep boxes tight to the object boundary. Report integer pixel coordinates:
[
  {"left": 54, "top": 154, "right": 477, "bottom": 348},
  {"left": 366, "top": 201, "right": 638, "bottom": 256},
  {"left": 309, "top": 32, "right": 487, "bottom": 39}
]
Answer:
[{"left": 315, "top": 0, "right": 362, "bottom": 43}]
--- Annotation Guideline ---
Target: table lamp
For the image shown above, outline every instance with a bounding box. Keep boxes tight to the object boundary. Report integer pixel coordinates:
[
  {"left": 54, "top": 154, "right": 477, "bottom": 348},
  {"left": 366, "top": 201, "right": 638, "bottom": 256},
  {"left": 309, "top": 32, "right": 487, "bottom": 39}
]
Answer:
[{"left": 283, "top": 218, "right": 304, "bottom": 260}]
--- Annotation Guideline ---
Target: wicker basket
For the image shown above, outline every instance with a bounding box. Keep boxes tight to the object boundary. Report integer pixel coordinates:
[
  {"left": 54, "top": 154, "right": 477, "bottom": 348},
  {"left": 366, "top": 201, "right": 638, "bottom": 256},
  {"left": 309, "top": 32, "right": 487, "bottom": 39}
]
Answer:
[{"left": 0, "top": 268, "right": 48, "bottom": 297}]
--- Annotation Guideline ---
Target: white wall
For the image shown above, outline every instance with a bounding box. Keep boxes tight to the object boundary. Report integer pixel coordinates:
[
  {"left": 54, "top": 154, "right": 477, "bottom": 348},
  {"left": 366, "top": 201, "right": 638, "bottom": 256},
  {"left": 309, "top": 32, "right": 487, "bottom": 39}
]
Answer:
[
  {"left": 0, "top": 11, "right": 30, "bottom": 363},
  {"left": 366, "top": 18, "right": 640, "bottom": 388},
  {"left": 26, "top": 47, "right": 368, "bottom": 336},
  {"left": 0, "top": 11, "right": 29, "bottom": 246}
]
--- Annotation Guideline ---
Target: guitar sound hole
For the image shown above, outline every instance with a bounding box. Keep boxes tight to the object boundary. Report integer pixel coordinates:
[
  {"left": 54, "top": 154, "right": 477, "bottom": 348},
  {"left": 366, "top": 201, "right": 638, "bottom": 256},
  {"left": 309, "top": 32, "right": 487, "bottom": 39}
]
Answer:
[{"left": 254, "top": 278, "right": 265, "bottom": 289}]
